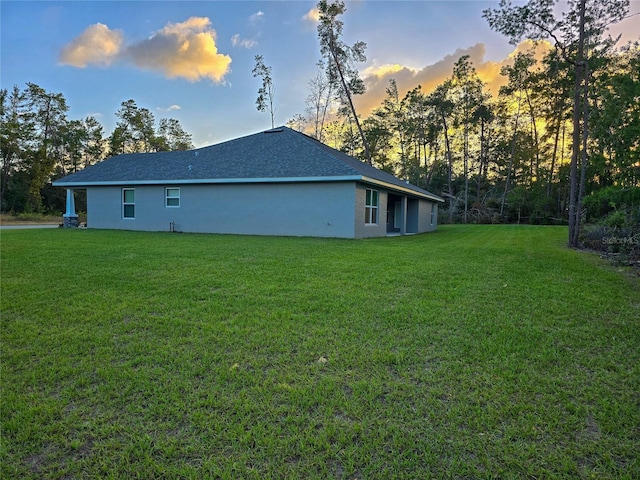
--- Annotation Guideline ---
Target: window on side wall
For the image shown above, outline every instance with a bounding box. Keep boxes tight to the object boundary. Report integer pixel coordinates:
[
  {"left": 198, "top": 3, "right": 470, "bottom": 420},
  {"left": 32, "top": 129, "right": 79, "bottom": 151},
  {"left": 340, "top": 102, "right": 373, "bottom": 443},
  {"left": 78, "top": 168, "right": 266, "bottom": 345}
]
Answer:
[
  {"left": 365, "top": 188, "right": 379, "bottom": 225},
  {"left": 123, "top": 188, "right": 135, "bottom": 219},
  {"left": 430, "top": 203, "right": 435, "bottom": 225},
  {"left": 165, "top": 187, "right": 180, "bottom": 208}
]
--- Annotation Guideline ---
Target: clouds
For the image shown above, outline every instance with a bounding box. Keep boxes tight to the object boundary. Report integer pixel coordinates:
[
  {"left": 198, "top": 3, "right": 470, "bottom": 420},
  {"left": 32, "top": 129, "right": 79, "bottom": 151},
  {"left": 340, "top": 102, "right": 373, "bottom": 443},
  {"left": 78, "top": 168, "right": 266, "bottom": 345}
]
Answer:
[
  {"left": 302, "top": 8, "right": 320, "bottom": 23},
  {"left": 157, "top": 104, "right": 181, "bottom": 113},
  {"left": 127, "top": 17, "right": 231, "bottom": 82},
  {"left": 59, "top": 17, "right": 231, "bottom": 83},
  {"left": 231, "top": 34, "right": 257, "bottom": 49},
  {"left": 230, "top": 10, "right": 265, "bottom": 49},
  {"left": 59, "top": 23, "right": 123, "bottom": 67},
  {"left": 357, "top": 40, "right": 552, "bottom": 116},
  {"left": 248, "top": 11, "right": 265, "bottom": 25},
  {"left": 362, "top": 63, "right": 417, "bottom": 80}
]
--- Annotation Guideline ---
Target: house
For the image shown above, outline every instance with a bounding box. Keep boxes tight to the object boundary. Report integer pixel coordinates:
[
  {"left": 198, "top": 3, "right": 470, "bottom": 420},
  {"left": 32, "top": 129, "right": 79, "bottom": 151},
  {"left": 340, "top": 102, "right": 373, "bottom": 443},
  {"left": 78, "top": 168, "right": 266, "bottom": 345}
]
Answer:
[{"left": 53, "top": 126, "right": 444, "bottom": 238}]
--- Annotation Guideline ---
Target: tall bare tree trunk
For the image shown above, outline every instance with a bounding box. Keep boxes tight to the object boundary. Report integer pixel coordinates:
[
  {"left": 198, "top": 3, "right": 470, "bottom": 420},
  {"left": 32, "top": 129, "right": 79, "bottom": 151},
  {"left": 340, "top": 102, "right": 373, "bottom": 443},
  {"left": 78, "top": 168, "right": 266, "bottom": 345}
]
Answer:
[
  {"left": 573, "top": 62, "right": 590, "bottom": 247},
  {"left": 501, "top": 95, "right": 521, "bottom": 217},
  {"left": 568, "top": 0, "right": 586, "bottom": 248},
  {"left": 328, "top": 32, "right": 372, "bottom": 165},
  {"left": 442, "top": 114, "right": 454, "bottom": 223},
  {"left": 476, "top": 117, "right": 486, "bottom": 206},
  {"left": 525, "top": 90, "right": 540, "bottom": 184},
  {"left": 547, "top": 115, "right": 562, "bottom": 196},
  {"left": 463, "top": 122, "right": 469, "bottom": 223}
]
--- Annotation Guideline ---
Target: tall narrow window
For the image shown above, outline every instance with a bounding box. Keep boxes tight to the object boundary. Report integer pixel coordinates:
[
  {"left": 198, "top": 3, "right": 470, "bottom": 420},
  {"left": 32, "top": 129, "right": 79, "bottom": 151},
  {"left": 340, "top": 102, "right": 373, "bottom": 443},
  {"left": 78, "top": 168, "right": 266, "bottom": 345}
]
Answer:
[
  {"left": 165, "top": 187, "right": 180, "bottom": 207},
  {"left": 123, "top": 188, "right": 135, "bottom": 219},
  {"left": 365, "top": 188, "right": 379, "bottom": 225},
  {"left": 430, "top": 203, "right": 435, "bottom": 225}
]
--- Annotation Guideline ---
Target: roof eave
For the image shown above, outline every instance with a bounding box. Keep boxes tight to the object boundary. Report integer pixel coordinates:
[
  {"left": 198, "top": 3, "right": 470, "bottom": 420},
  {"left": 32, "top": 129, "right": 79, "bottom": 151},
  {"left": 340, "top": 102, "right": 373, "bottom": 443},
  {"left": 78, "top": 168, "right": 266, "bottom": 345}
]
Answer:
[
  {"left": 360, "top": 176, "right": 445, "bottom": 203},
  {"left": 52, "top": 175, "right": 363, "bottom": 188},
  {"left": 53, "top": 174, "right": 444, "bottom": 202}
]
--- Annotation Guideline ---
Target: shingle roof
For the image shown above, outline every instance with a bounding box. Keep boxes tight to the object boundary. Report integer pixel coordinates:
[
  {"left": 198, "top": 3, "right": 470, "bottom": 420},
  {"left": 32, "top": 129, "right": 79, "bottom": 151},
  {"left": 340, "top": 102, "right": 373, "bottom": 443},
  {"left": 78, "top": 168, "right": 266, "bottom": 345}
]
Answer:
[{"left": 53, "top": 126, "right": 443, "bottom": 202}]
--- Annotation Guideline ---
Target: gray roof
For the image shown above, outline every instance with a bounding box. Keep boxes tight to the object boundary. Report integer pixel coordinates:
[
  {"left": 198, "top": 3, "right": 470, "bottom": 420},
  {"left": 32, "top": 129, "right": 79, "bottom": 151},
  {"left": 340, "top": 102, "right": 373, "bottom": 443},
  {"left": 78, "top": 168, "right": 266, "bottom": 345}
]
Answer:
[{"left": 54, "top": 126, "right": 443, "bottom": 202}]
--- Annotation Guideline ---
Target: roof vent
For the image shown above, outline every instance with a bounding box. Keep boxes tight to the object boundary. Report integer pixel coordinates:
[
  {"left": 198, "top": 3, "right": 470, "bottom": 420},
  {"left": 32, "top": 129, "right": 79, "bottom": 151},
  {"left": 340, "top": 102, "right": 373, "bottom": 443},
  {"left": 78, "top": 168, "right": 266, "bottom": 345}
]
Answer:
[
  {"left": 265, "top": 128, "right": 284, "bottom": 134},
  {"left": 188, "top": 165, "right": 193, "bottom": 171},
  {"left": 194, "top": 151, "right": 199, "bottom": 156}
]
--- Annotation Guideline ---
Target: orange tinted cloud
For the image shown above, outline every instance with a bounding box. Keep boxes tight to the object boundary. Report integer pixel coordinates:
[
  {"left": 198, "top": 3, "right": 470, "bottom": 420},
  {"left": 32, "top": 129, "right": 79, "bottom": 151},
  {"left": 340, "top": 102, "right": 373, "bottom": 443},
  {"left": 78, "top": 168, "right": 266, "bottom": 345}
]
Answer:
[
  {"left": 59, "top": 17, "right": 232, "bottom": 83},
  {"left": 303, "top": 8, "right": 321, "bottom": 23},
  {"left": 126, "top": 17, "right": 231, "bottom": 82},
  {"left": 59, "top": 23, "right": 123, "bottom": 67},
  {"left": 357, "top": 40, "right": 552, "bottom": 116}
]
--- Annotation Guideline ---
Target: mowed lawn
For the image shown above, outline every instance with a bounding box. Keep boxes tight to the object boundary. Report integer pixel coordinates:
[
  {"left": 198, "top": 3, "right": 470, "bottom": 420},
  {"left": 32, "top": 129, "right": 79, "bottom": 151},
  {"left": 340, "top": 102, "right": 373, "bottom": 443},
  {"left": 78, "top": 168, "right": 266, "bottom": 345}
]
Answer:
[{"left": 1, "top": 225, "right": 638, "bottom": 479}]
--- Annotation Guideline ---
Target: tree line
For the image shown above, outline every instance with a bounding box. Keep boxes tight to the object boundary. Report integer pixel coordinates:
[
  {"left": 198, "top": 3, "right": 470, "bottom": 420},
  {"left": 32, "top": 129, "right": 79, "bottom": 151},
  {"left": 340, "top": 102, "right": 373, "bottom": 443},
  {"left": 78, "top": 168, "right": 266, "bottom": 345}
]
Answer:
[
  {"left": 284, "top": 0, "right": 639, "bottom": 246},
  {"left": 0, "top": 85, "right": 193, "bottom": 214},
  {"left": 293, "top": 42, "right": 638, "bottom": 222}
]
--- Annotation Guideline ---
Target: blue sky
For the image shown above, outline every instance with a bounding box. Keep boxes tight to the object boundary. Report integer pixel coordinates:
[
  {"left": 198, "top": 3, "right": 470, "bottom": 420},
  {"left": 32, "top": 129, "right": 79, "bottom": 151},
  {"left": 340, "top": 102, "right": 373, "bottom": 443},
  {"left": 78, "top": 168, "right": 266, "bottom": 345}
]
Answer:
[{"left": 2, "top": 1, "right": 638, "bottom": 147}]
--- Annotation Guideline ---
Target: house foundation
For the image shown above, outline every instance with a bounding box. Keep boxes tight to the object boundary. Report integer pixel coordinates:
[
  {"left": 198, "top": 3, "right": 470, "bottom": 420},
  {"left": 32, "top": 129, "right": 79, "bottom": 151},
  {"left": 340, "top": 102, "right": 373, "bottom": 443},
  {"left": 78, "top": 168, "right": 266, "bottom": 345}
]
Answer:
[
  {"left": 63, "top": 215, "right": 79, "bottom": 228},
  {"left": 63, "top": 189, "right": 78, "bottom": 228}
]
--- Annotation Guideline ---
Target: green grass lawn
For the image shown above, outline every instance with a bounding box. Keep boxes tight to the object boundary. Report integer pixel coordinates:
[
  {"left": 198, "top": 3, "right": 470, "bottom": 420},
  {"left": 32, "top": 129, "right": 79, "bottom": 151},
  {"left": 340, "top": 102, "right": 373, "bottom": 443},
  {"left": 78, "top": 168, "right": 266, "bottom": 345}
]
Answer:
[{"left": 1, "top": 225, "right": 638, "bottom": 479}]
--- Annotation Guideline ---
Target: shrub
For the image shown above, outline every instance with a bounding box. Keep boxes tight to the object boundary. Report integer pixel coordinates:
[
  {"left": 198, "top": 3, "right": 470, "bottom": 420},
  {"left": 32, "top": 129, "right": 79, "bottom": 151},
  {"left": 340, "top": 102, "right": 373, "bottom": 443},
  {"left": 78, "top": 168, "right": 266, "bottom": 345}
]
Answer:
[
  {"left": 583, "top": 186, "right": 640, "bottom": 222},
  {"left": 581, "top": 207, "right": 640, "bottom": 265},
  {"left": 604, "top": 209, "right": 629, "bottom": 228}
]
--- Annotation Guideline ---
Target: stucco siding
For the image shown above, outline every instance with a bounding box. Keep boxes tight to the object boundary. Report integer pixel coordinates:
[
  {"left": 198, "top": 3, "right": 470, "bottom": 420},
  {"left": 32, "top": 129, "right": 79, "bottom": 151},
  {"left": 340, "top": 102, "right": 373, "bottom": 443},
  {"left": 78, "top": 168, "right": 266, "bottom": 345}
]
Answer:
[
  {"left": 416, "top": 200, "right": 438, "bottom": 233},
  {"left": 86, "top": 187, "right": 125, "bottom": 229},
  {"left": 87, "top": 182, "right": 357, "bottom": 238},
  {"left": 354, "top": 183, "right": 387, "bottom": 238}
]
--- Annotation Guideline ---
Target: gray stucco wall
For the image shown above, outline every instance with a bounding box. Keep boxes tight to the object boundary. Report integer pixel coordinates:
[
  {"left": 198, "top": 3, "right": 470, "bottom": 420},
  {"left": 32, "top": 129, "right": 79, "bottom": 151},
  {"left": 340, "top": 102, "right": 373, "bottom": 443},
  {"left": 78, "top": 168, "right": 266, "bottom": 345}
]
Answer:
[
  {"left": 85, "top": 181, "right": 440, "bottom": 238},
  {"left": 87, "top": 182, "right": 358, "bottom": 238},
  {"left": 418, "top": 200, "right": 438, "bottom": 233},
  {"left": 353, "top": 185, "right": 440, "bottom": 237},
  {"left": 354, "top": 183, "right": 388, "bottom": 238}
]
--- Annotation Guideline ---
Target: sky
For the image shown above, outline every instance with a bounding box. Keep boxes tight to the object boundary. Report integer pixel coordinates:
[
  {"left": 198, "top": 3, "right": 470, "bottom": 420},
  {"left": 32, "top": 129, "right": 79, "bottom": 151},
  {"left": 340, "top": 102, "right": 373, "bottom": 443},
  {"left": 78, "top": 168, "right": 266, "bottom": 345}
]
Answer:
[{"left": 2, "top": 0, "right": 639, "bottom": 147}]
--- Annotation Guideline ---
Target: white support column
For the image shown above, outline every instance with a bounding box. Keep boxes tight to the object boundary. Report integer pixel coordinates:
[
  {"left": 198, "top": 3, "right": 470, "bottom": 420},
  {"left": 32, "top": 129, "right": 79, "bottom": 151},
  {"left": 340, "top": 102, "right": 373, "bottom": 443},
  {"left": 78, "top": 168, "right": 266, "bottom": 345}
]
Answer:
[
  {"left": 400, "top": 196, "right": 407, "bottom": 235},
  {"left": 63, "top": 189, "right": 79, "bottom": 228}
]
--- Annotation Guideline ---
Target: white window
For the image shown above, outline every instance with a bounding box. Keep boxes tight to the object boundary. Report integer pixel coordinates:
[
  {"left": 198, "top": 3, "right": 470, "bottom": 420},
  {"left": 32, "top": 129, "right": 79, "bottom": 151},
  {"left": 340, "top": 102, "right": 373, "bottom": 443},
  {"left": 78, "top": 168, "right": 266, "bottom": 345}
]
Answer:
[
  {"left": 365, "top": 188, "right": 379, "bottom": 225},
  {"left": 165, "top": 187, "right": 180, "bottom": 208},
  {"left": 123, "top": 188, "right": 135, "bottom": 219}
]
